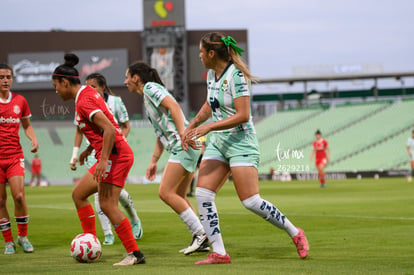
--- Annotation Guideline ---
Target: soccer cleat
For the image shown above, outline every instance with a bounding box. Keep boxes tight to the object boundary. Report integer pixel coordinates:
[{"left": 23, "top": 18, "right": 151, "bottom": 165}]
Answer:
[
  {"left": 4, "top": 241, "right": 16, "bottom": 254},
  {"left": 17, "top": 236, "right": 34, "bottom": 253},
  {"left": 103, "top": 234, "right": 115, "bottom": 245},
  {"left": 292, "top": 228, "right": 309, "bottom": 259},
  {"left": 131, "top": 220, "right": 143, "bottom": 240},
  {"left": 113, "top": 252, "right": 146, "bottom": 266},
  {"left": 195, "top": 252, "right": 231, "bottom": 265},
  {"left": 179, "top": 240, "right": 210, "bottom": 253},
  {"left": 180, "top": 233, "right": 208, "bottom": 255}
]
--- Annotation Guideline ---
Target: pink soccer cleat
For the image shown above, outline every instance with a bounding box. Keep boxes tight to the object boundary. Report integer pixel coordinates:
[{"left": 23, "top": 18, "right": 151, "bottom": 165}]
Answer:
[
  {"left": 195, "top": 252, "right": 231, "bottom": 265},
  {"left": 292, "top": 228, "right": 309, "bottom": 259}
]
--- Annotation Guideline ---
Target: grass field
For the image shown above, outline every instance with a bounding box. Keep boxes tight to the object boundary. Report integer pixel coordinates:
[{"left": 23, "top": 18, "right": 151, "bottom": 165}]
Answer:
[{"left": 1, "top": 178, "right": 413, "bottom": 274}]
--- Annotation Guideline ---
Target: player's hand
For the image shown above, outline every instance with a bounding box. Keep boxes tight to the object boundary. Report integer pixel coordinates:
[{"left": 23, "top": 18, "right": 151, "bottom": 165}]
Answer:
[
  {"left": 79, "top": 150, "right": 91, "bottom": 166},
  {"left": 94, "top": 159, "right": 107, "bottom": 183},
  {"left": 70, "top": 158, "right": 77, "bottom": 171},
  {"left": 31, "top": 140, "right": 39, "bottom": 153},
  {"left": 184, "top": 125, "right": 210, "bottom": 149},
  {"left": 146, "top": 162, "right": 157, "bottom": 181}
]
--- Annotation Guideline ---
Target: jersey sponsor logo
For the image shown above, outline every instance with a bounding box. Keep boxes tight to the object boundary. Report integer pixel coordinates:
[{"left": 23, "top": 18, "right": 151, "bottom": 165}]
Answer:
[
  {"left": 209, "top": 97, "right": 220, "bottom": 113},
  {"left": 0, "top": 116, "right": 20, "bottom": 123},
  {"left": 13, "top": 105, "right": 21, "bottom": 114}
]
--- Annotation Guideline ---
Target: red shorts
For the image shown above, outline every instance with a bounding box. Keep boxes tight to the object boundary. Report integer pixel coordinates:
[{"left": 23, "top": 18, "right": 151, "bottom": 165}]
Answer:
[
  {"left": 0, "top": 157, "right": 25, "bottom": 183},
  {"left": 315, "top": 158, "right": 327, "bottom": 167},
  {"left": 31, "top": 166, "right": 41, "bottom": 175},
  {"left": 88, "top": 142, "right": 134, "bottom": 188}
]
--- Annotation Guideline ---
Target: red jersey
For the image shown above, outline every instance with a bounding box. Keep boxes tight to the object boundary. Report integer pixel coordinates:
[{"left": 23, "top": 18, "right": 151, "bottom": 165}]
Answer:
[
  {"left": 313, "top": 138, "right": 328, "bottom": 159},
  {"left": 0, "top": 92, "right": 31, "bottom": 159},
  {"left": 31, "top": 158, "right": 41, "bottom": 169},
  {"left": 75, "top": 86, "right": 126, "bottom": 160}
]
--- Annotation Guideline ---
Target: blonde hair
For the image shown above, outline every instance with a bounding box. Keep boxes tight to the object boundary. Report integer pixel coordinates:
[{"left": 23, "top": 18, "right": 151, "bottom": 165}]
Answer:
[{"left": 200, "top": 32, "right": 257, "bottom": 82}]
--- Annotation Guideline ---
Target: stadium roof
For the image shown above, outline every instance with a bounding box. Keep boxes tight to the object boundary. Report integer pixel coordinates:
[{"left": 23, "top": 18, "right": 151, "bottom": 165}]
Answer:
[{"left": 257, "top": 71, "right": 414, "bottom": 84}]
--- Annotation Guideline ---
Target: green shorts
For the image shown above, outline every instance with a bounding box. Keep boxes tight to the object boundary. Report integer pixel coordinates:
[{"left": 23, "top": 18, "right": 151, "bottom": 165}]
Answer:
[
  {"left": 203, "top": 132, "right": 260, "bottom": 169},
  {"left": 169, "top": 145, "right": 201, "bottom": 173}
]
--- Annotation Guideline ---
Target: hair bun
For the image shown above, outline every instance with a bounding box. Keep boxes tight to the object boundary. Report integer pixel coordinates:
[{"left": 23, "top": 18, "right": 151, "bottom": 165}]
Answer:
[{"left": 64, "top": 53, "right": 79, "bottom": 67}]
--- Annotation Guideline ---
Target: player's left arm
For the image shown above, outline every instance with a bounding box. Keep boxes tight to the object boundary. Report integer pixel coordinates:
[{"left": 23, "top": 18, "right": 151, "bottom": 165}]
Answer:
[
  {"left": 21, "top": 117, "right": 38, "bottom": 153},
  {"left": 326, "top": 145, "right": 331, "bottom": 162},
  {"left": 120, "top": 121, "right": 130, "bottom": 138},
  {"left": 91, "top": 111, "right": 116, "bottom": 183},
  {"left": 189, "top": 96, "right": 250, "bottom": 139},
  {"left": 159, "top": 96, "right": 200, "bottom": 150}
]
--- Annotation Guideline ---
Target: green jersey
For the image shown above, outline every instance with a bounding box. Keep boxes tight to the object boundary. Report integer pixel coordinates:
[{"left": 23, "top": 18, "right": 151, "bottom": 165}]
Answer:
[
  {"left": 104, "top": 93, "right": 129, "bottom": 124},
  {"left": 143, "top": 82, "right": 188, "bottom": 152},
  {"left": 206, "top": 63, "right": 256, "bottom": 135}
]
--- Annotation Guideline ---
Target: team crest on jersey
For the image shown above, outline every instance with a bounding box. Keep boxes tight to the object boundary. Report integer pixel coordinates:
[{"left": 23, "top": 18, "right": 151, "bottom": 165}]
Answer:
[
  {"left": 13, "top": 105, "right": 21, "bottom": 114},
  {"left": 221, "top": 80, "right": 229, "bottom": 92},
  {"left": 94, "top": 93, "right": 100, "bottom": 99}
]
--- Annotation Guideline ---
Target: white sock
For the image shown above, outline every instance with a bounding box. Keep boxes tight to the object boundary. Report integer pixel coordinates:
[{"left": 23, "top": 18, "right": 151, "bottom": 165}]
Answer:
[
  {"left": 242, "top": 194, "right": 299, "bottom": 237},
  {"left": 196, "top": 187, "right": 226, "bottom": 255},
  {"left": 179, "top": 207, "right": 204, "bottom": 236},
  {"left": 94, "top": 192, "right": 113, "bottom": 235},
  {"left": 119, "top": 189, "right": 140, "bottom": 223}
]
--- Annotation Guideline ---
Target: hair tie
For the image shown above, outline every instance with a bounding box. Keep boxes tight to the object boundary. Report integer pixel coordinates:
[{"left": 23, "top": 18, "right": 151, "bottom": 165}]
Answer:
[
  {"left": 221, "top": 36, "right": 244, "bottom": 56},
  {"left": 53, "top": 73, "right": 80, "bottom": 78}
]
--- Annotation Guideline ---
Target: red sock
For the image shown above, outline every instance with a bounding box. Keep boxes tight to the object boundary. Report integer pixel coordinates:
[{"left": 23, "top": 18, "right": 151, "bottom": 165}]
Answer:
[
  {"left": 115, "top": 218, "right": 139, "bottom": 253},
  {"left": 77, "top": 205, "right": 96, "bottom": 236},
  {"left": 15, "top": 215, "right": 29, "bottom": 237},
  {"left": 0, "top": 219, "right": 14, "bottom": 242},
  {"left": 319, "top": 174, "right": 325, "bottom": 184}
]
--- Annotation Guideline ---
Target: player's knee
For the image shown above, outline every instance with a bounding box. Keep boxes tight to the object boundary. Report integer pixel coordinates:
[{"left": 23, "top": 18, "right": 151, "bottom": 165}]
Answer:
[
  {"left": 158, "top": 188, "right": 172, "bottom": 204},
  {"left": 12, "top": 192, "right": 25, "bottom": 206}
]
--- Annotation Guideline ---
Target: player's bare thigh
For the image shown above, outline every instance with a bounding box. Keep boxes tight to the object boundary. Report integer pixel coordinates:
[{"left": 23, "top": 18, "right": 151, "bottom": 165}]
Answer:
[
  {"left": 230, "top": 166, "right": 260, "bottom": 201},
  {"left": 197, "top": 160, "right": 229, "bottom": 193}
]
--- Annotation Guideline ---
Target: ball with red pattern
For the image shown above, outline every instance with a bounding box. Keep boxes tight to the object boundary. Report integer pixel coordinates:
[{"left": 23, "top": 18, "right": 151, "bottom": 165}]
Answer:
[{"left": 70, "top": 233, "right": 102, "bottom": 263}]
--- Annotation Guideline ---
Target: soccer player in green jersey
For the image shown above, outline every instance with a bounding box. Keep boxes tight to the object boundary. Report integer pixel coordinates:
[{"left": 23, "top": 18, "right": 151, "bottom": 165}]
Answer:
[
  {"left": 183, "top": 32, "right": 309, "bottom": 264},
  {"left": 124, "top": 61, "right": 209, "bottom": 255}
]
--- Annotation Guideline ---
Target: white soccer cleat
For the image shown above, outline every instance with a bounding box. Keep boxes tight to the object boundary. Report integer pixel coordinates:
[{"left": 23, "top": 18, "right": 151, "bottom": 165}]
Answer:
[
  {"left": 4, "top": 241, "right": 16, "bottom": 254},
  {"left": 180, "top": 233, "right": 209, "bottom": 255},
  {"left": 113, "top": 252, "right": 145, "bottom": 266},
  {"left": 17, "top": 236, "right": 34, "bottom": 253}
]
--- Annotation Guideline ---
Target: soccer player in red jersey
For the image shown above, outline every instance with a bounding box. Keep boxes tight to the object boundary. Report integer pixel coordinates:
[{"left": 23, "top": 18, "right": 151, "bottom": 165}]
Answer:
[
  {"left": 310, "top": 130, "right": 330, "bottom": 187},
  {"left": 52, "top": 54, "right": 145, "bottom": 266},
  {"left": 0, "top": 63, "right": 39, "bottom": 254},
  {"left": 30, "top": 154, "right": 42, "bottom": 187}
]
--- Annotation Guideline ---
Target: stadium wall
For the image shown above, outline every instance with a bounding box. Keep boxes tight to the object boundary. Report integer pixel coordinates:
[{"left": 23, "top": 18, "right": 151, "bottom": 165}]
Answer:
[{"left": 0, "top": 30, "right": 247, "bottom": 120}]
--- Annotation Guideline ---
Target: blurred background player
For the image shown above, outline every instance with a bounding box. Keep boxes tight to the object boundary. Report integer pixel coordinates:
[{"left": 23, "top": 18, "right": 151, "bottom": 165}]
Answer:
[
  {"left": 70, "top": 73, "right": 142, "bottom": 245},
  {"left": 125, "top": 61, "right": 209, "bottom": 255},
  {"left": 184, "top": 32, "right": 309, "bottom": 265},
  {"left": 30, "top": 154, "right": 42, "bottom": 187},
  {"left": 310, "top": 129, "right": 330, "bottom": 187},
  {"left": 53, "top": 54, "right": 145, "bottom": 266},
  {"left": 0, "top": 63, "right": 39, "bottom": 254},
  {"left": 187, "top": 135, "right": 206, "bottom": 197},
  {"left": 406, "top": 130, "right": 414, "bottom": 182}
]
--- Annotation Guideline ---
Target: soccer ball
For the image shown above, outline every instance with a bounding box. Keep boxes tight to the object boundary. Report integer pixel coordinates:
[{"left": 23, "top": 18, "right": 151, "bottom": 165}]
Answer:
[{"left": 70, "top": 233, "right": 102, "bottom": 263}]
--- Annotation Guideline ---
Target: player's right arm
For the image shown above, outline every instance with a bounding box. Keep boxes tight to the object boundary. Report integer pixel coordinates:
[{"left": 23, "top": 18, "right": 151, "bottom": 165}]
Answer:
[{"left": 146, "top": 137, "right": 164, "bottom": 181}]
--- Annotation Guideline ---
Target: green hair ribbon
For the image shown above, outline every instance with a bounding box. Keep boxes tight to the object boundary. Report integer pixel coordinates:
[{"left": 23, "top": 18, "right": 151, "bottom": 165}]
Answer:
[{"left": 221, "top": 36, "right": 244, "bottom": 56}]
